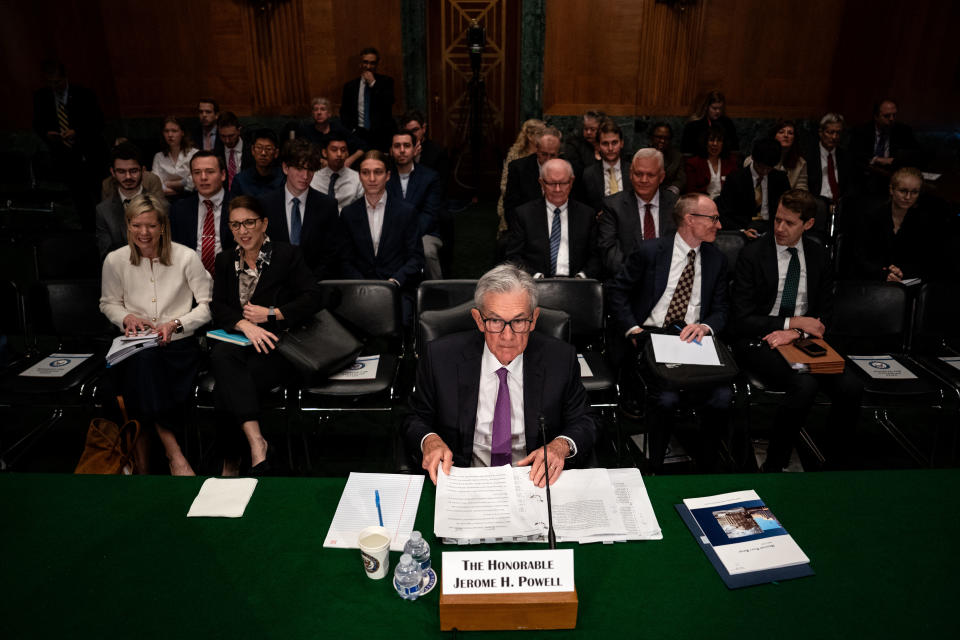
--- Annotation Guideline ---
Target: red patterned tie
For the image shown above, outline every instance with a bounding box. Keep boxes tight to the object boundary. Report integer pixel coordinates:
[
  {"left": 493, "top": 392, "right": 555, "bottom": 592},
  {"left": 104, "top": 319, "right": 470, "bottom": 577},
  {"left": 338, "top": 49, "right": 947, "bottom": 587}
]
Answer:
[
  {"left": 227, "top": 149, "right": 237, "bottom": 191},
  {"left": 201, "top": 199, "right": 216, "bottom": 274},
  {"left": 826, "top": 152, "right": 839, "bottom": 201},
  {"left": 643, "top": 203, "right": 656, "bottom": 240}
]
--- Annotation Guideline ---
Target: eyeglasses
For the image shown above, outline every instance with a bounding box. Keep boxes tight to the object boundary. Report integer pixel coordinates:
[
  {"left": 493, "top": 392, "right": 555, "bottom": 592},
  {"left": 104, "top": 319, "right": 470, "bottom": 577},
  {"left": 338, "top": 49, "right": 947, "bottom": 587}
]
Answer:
[
  {"left": 113, "top": 168, "right": 142, "bottom": 176},
  {"left": 476, "top": 311, "right": 533, "bottom": 334},
  {"left": 893, "top": 188, "right": 921, "bottom": 197},
  {"left": 689, "top": 213, "right": 721, "bottom": 223},
  {"left": 228, "top": 218, "right": 261, "bottom": 230},
  {"left": 252, "top": 145, "right": 276, "bottom": 154},
  {"left": 542, "top": 180, "right": 572, "bottom": 188}
]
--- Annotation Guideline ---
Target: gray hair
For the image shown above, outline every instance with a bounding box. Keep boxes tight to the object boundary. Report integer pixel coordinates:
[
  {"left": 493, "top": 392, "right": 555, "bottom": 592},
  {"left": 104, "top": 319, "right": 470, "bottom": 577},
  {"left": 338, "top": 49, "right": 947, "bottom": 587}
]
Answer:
[
  {"left": 632, "top": 147, "right": 664, "bottom": 171},
  {"left": 819, "top": 112, "right": 845, "bottom": 130},
  {"left": 536, "top": 126, "right": 562, "bottom": 145},
  {"left": 311, "top": 96, "right": 331, "bottom": 109},
  {"left": 538, "top": 158, "right": 574, "bottom": 180},
  {"left": 474, "top": 264, "right": 539, "bottom": 312}
]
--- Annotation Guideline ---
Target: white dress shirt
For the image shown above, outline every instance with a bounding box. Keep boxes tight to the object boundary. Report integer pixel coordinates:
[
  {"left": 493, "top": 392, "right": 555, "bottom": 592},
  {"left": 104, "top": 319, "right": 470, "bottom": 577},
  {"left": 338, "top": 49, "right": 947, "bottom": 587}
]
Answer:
[
  {"left": 284, "top": 185, "right": 309, "bottom": 237},
  {"left": 749, "top": 164, "right": 770, "bottom": 220},
  {"left": 771, "top": 240, "right": 809, "bottom": 327},
  {"left": 818, "top": 144, "right": 838, "bottom": 199},
  {"left": 194, "top": 188, "right": 225, "bottom": 256},
  {"left": 99, "top": 243, "right": 213, "bottom": 338},
  {"left": 472, "top": 343, "right": 527, "bottom": 466},
  {"left": 151, "top": 148, "right": 198, "bottom": 192},
  {"left": 540, "top": 201, "right": 571, "bottom": 277},
  {"left": 365, "top": 192, "right": 387, "bottom": 254},
  {"left": 707, "top": 158, "right": 723, "bottom": 199},
  {"left": 603, "top": 160, "right": 623, "bottom": 197},
  {"left": 636, "top": 190, "right": 662, "bottom": 238},
  {"left": 398, "top": 168, "right": 412, "bottom": 197},
  {"left": 640, "top": 233, "right": 705, "bottom": 330},
  {"left": 311, "top": 166, "right": 363, "bottom": 212},
  {"left": 225, "top": 139, "right": 244, "bottom": 172}
]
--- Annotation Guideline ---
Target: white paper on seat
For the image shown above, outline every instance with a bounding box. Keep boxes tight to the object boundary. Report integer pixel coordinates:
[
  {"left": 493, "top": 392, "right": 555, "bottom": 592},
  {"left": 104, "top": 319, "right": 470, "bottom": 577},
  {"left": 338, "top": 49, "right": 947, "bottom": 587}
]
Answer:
[
  {"left": 187, "top": 478, "right": 258, "bottom": 518},
  {"left": 18, "top": 353, "right": 93, "bottom": 377},
  {"left": 577, "top": 354, "right": 593, "bottom": 378},
  {"left": 328, "top": 355, "right": 380, "bottom": 380},
  {"left": 324, "top": 472, "right": 424, "bottom": 551},
  {"left": 651, "top": 334, "right": 722, "bottom": 366},
  {"left": 848, "top": 355, "right": 917, "bottom": 379}
]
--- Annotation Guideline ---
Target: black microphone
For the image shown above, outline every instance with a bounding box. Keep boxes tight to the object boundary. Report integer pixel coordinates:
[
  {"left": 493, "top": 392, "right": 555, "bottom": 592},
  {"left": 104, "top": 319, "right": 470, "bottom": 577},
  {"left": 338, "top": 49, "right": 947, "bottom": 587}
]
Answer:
[{"left": 539, "top": 414, "right": 557, "bottom": 549}]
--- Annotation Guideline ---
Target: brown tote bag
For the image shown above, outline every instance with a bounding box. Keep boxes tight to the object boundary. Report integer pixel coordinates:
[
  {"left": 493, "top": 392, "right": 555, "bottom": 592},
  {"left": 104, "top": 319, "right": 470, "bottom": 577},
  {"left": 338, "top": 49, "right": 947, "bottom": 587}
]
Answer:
[{"left": 74, "top": 396, "right": 141, "bottom": 475}]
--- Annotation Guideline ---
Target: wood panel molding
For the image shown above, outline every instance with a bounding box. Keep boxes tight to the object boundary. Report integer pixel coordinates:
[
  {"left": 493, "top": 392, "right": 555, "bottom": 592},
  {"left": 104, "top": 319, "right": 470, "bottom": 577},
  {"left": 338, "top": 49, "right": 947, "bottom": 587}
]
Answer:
[{"left": 240, "top": 0, "right": 309, "bottom": 115}]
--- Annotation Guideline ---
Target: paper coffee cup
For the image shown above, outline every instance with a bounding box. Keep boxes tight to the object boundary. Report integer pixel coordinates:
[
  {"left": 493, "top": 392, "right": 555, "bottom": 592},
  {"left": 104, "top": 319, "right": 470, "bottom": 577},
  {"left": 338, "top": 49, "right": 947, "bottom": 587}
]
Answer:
[{"left": 358, "top": 525, "right": 391, "bottom": 580}]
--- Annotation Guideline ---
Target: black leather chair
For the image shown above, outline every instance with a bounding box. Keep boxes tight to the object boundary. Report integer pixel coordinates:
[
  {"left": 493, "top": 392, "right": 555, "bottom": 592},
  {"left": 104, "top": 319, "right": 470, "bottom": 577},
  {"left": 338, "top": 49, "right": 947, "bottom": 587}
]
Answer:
[
  {"left": 35, "top": 234, "right": 101, "bottom": 280},
  {"left": 712, "top": 231, "right": 746, "bottom": 279}
]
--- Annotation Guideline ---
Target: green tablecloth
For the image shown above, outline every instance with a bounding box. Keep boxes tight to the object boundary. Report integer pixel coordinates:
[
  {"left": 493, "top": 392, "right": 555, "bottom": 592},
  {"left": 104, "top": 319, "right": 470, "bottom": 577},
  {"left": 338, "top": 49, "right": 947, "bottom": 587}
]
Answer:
[{"left": 2, "top": 470, "right": 958, "bottom": 638}]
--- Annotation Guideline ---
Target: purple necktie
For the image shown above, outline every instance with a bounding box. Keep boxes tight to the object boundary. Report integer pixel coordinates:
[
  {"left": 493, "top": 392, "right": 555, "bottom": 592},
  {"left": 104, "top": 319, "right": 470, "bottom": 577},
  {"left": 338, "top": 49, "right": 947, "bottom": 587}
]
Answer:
[{"left": 490, "top": 367, "right": 512, "bottom": 466}]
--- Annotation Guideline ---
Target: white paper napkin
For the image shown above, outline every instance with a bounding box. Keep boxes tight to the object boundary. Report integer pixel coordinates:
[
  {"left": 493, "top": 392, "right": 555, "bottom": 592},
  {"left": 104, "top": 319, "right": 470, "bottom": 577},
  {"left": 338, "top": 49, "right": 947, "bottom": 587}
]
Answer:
[{"left": 187, "top": 478, "right": 258, "bottom": 518}]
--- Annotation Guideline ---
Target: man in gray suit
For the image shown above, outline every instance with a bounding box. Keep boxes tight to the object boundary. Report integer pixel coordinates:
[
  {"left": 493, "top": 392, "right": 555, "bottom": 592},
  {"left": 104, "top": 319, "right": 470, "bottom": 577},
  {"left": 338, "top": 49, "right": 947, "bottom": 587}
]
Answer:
[
  {"left": 597, "top": 148, "right": 678, "bottom": 277},
  {"left": 95, "top": 142, "right": 149, "bottom": 259}
]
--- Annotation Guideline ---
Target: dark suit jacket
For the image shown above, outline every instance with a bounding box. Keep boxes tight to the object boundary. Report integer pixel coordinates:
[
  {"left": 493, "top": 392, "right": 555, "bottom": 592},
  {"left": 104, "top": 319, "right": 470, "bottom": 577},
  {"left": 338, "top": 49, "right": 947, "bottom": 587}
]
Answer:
[
  {"left": 805, "top": 144, "right": 853, "bottom": 201},
  {"left": 418, "top": 139, "right": 449, "bottom": 195},
  {"left": 260, "top": 187, "right": 341, "bottom": 279},
  {"left": 564, "top": 136, "right": 599, "bottom": 184},
  {"left": 597, "top": 187, "right": 679, "bottom": 277},
  {"left": 210, "top": 241, "right": 321, "bottom": 332},
  {"left": 684, "top": 155, "right": 737, "bottom": 195},
  {"left": 605, "top": 232, "right": 729, "bottom": 337},
  {"left": 853, "top": 201, "right": 949, "bottom": 282},
  {"left": 95, "top": 194, "right": 127, "bottom": 260},
  {"left": 504, "top": 198, "right": 601, "bottom": 278},
  {"left": 387, "top": 164, "right": 443, "bottom": 236},
  {"left": 850, "top": 121, "right": 920, "bottom": 171},
  {"left": 730, "top": 234, "right": 833, "bottom": 340},
  {"left": 339, "top": 195, "right": 424, "bottom": 287},
  {"left": 580, "top": 159, "right": 631, "bottom": 212},
  {"left": 502, "top": 154, "right": 543, "bottom": 221},
  {"left": 403, "top": 330, "right": 597, "bottom": 468},
  {"left": 661, "top": 146, "right": 687, "bottom": 194},
  {"left": 340, "top": 73, "right": 395, "bottom": 148},
  {"left": 170, "top": 191, "right": 236, "bottom": 255},
  {"left": 717, "top": 167, "right": 790, "bottom": 232},
  {"left": 32, "top": 84, "right": 104, "bottom": 157}
]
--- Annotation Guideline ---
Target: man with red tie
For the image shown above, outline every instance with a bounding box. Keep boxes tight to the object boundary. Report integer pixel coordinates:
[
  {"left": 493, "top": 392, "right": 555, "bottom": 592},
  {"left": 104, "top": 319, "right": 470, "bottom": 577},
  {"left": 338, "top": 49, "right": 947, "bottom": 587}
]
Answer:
[
  {"left": 170, "top": 151, "right": 234, "bottom": 274},
  {"left": 806, "top": 113, "right": 851, "bottom": 210},
  {"left": 216, "top": 112, "right": 251, "bottom": 194},
  {"left": 597, "top": 148, "right": 678, "bottom": 277}
]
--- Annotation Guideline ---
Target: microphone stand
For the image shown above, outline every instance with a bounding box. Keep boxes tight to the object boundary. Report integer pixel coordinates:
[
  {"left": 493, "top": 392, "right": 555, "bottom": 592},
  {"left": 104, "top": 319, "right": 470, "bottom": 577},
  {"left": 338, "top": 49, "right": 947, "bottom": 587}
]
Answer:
[{"left": 539, "top": 415, "right": 557, "bottom": 549}]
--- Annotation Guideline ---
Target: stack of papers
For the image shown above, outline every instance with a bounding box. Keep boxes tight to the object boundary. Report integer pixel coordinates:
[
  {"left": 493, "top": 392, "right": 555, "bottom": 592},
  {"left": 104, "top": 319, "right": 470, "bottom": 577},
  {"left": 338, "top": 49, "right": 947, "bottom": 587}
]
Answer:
[
  {"left": 106, "top": 333, "right": 159, "bottom": 367},
  {"left": 324, "top": 472, "right": 425, "bottom": 552},
  {"left": 434, "top": 466, "right": 661, "bottom": 544}
]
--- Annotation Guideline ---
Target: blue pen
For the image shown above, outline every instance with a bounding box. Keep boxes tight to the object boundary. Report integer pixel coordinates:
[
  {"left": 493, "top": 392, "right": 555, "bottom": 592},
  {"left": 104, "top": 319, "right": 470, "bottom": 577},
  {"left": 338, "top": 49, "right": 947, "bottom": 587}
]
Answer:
[
  {"left": 375, "top": 489, "right": 384, "bottom": 526},
  {"left": 674, "top": 323, "right": 702, "bottom": 346}
]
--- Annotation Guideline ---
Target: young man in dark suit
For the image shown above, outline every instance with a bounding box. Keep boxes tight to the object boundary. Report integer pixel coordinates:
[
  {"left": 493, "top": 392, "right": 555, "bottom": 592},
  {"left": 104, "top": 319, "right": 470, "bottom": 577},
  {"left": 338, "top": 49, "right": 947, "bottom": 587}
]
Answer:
[
  {"left": 717, "top": 138, "right": 790, "bottom": 239},
  {"left": 170, "top": 151, "right": 234, "bottom": 274},
  {"left": 216, "top": 112, "right": 253, "bottom": 194},
  {"left": 260, "top": 138, "right": 340, "bottom": 279},
  {"left": 731, "top": 189, "right": 862, "bottom": 471},
  {"left": 195, "top": 98, "right": 220, "bottom": 151},
  {"left": 96, "top": 142, "right": 149, "bottom": 259},
  {"left": 400, "top": 109, "right": 449, "bottom": 195},
  {"left": 504, "top": 158, "right": 600, "bottom": 279},
  {"left": 340, "top": 47, "right": 395, "bottom": 152},
  {"left": 580, "top": 118, "right": 630, "bottom": 212}
]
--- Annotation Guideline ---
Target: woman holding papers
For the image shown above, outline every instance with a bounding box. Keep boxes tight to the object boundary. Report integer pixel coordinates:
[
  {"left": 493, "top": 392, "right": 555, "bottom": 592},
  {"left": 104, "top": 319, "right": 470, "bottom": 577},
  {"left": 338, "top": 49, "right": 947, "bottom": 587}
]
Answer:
[
  {"left": 210, "top": 195, "right": 321, "bottom": 476},
  {"left": 99, "top": 193, "right": 213, "bottom": 475}
]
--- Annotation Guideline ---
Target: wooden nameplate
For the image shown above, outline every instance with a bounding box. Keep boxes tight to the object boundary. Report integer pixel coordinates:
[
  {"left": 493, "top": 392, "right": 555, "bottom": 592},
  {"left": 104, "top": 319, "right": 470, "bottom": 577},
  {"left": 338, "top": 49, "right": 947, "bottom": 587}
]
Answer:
[{"left": 439, "top": 590, "right": 578, "bottom": 631}]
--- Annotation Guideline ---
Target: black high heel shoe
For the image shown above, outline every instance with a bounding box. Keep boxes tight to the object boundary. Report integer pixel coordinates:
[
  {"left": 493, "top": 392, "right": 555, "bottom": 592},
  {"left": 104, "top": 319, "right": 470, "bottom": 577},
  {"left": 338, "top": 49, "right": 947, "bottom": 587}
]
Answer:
[{"left": 249, "top": 444, "right": 274, "bottom": 476}]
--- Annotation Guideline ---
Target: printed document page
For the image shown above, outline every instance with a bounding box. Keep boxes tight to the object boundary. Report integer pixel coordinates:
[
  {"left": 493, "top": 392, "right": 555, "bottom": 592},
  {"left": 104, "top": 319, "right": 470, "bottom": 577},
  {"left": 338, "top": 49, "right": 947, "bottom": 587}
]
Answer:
[
  {"left": 651, "top": 334, "right": 722, "bottom": 366},
  {"left": 434, "top": 465, "right": 539, "bottom": 541}
]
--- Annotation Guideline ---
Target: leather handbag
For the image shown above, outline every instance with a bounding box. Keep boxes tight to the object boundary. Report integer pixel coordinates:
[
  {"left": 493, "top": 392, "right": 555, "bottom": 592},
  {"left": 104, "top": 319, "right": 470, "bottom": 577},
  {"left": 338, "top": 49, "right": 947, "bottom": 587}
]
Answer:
[
  {"left": 277, "top": 308, "right": 363, "bottom": 378},
  {"left": 74, "top": 396, "right": 140, "bottom": 475}
]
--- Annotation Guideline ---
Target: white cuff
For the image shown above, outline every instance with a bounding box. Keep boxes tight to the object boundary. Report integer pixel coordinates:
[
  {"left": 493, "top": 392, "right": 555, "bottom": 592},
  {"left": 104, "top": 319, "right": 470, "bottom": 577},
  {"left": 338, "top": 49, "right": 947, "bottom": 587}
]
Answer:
[
  {"left": 556, "top": 435, "right": 577, "bottom": 459},
  {"left": 420, "top": 432, "right": 439, "bottom": 452}
]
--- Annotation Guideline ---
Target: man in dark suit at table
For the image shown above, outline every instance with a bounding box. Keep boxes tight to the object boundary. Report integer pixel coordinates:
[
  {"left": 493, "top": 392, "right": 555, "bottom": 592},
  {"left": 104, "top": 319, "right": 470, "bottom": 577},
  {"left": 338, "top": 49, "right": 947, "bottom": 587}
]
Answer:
[
  {"left": 606, "top": 193, "right": 731, "bottom": 471},
  {"left": 216, "top": 112, "right": 253, "bottom": 194},
  {"left": 404, "top": 263, "right": 597, "bottom": 486},
  {"left": 502, "top": 126, "right": 563, "bottom": 227},
  {"left": 96, "top": 142, "right": 152, "bottom": 259},
  {"left": 386, "top": 129, "right": 444, "bottom": 280},
  {"left": 718, "top": 138, "right": 789, "bottom": 239},
  {"left": 195, "top": 98, "right": 220, "bottom": 152},
  {"left": 597, "top": 148, "right": 679, "bottom": 277},
  {"left": 806, "top": 113, "right": 852, "bottom": 208},
  {"left": 261, "top": 139, "right": 340, "bottom": 279},
  {"left": 730, "top": 189, "right": 862, "bottom": 471},
  {"left": 580, "top": 118, "right": 630, "bottom": 212},
  {"left": 340, "top": 47, "right": 395, "bottom": 152},
  {"left": 170, "top": 150, "right": 234, "bottom": 274},
  {"left": 505, "top": 158, "right": 600, "bottom": 279}
]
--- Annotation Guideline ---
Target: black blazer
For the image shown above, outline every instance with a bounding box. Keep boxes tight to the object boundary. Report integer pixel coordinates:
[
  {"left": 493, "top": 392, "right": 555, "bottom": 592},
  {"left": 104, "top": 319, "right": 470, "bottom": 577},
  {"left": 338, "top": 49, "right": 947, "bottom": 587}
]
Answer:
[
  {"left": 502, "top": 153, "right": 543, "bottom": 221},
  {"left": 805, "top": 144, "right": 853, "bottom": 201},
  {"left": 504, "top": 198, "right": 601, "bottom": 278},
  {"left": 386, "top": 164, "right": 443, "bottom": 236},
  {"left": 32, "top": 84, "right": 104, "bottom": 156},
  {"left": 852, "top": 201, "right": 949, "bottom": 282},
  {"left": 170, "top": 191, "right": 235, "bottom": 255},
  {"left": 339, "top": 195, "right": 424, "bottom": 287},
  {"left": 580, "top": 158, "right": 631, "bottom": 213},
  {"left": 717, "top": 167, "right": 790, "bottom": 232},
  {"left": 730, "top": 234, "right": 833, "bottom": 340},
  {"left": 210, "top": 241, "right": 322, "bottom": 332},
  {"left": 597, "top": 187, "right": 679, "bottom": 277},
  {"left": 418, "top": 139, "right": 450, "bottom": 195},
  {"left": 403, "top": 330, "right": 597, "bottom": 468},
  {"left": 260, "top": 186, "right": 341, "bottom": 279},
  {"left": 849, "top": 121, "right": 921, "bottom": 171},
  {"left": 605, "top": 232, "right": 729, "bottom": 337},
  {"left": 340, "top": 74, "right": 395, "bottom": 142}
]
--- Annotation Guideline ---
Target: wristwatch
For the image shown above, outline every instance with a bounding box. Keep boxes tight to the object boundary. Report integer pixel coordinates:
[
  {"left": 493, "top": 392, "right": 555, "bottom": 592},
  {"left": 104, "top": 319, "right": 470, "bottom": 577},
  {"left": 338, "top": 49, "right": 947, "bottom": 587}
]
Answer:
[
  {"left": 173, "top": 318, "right": 184, "bottom": 334},
  {"left": 268, "top": 306, "right": 276, "bottom": 319}
]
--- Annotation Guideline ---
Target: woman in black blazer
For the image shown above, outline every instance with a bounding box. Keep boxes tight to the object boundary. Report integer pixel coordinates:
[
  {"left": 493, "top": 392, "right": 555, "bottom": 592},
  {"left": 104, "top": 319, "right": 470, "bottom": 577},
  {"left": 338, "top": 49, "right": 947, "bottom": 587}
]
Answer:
[{"left": 210, "top": 195, "right": 321, "bottom": 475}]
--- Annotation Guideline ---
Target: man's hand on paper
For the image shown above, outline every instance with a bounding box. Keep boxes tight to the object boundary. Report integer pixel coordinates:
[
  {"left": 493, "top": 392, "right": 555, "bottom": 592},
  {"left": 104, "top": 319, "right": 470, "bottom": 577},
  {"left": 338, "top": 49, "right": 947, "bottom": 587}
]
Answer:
[
  {"left": 422, "top": 434, "right": 453, "bottom": 484},
  {"left": 679, "top": 323, "right": 708, "bottom": 343},
  {"left": 519, "top": 438, "right": 568, "bottom": 488}
]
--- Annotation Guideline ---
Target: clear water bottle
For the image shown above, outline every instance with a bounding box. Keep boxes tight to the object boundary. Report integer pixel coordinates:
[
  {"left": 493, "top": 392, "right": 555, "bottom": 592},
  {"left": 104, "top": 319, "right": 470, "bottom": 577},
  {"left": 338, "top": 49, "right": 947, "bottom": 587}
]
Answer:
[
  {"left": 403, "top": 530, "right": 431, "bottom": 571},
  {"left": 393, "top": 553, "right": 423, "bottom": 600}
]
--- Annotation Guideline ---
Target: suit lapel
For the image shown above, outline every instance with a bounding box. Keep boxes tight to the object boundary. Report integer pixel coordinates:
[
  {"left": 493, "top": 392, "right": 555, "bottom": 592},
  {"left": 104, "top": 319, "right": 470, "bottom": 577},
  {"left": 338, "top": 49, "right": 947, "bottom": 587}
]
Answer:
[
  {"left": 271, "top": 190, "right": 291, "bottom": 243},
  {"left": 300, "top": 190, "right": 316, "bottom": 242},
  {"left": 700, "top": 244, "right": 716, "bottom": 317},
  {"left": 653, "top": 235, "right": 672, "bottom": 302},
  {"left": 522, "top": 339, "right": 544, "bottom": 452},
  {"left": 457, "top": 342, "right": 483, "bottom": 463},
  {"left": 349, "top": 201, "right": 377, "bottom": 259}
]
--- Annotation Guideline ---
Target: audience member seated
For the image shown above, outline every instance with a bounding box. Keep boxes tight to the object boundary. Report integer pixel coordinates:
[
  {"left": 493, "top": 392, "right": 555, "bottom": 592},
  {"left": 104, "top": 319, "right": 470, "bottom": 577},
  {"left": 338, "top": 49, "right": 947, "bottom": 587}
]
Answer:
[
  {"left": 606, "top": 193, "right": 731, "bottom": 472},
  {"left": 387, "top": 130, "right": 444, "bottom": 280},
  {"left": 210, "top": 196, "right": 322, "bottom": 476},
  {"left": 230, "top": 129, "right": 285, "bottom": 199},
  {"left": 730, "top": 189, "right": 862, "bottom": 471},
  {"left": 340, "top": 47, "right": 395, "bottom": 151},
  {"left": 339, "top": 150, "right": 424, "bottom": 323},
  {"left": 195, "top": 98, "right": 220, "bottom": 151},
  {"left": 152, "top": 116, "right": 197, "bottom": 198},
  {"left": 681, "top": 90, "right": 740, "bottom": 158},
  {"left": 504, "top": 158, "right": 600, "bottom": 279},
  {"left": 297, "top": 96, "right": 365, "bottom": 168},
  {"left": 851, "top": 98, "right": 921, "bottom": 173},
  {"left": 403, "top": 263, "right": 597, "bottom": 486},
  {"left": 648, "top": 122, "right": 685, "bottom": 195},
  {"left": 99, "top": 194, "right": 213, "bottom": 476},
  {"left": 563, "top": 109, "right": 604, "bottom": 183},
  {"left": 217, "top": 112, "right": 252, "bottom": 194},
  {"left": 262, "top": 139, "right": 340, "bottom": 279},
  {"left": 101, "top": 161, "right": 163, "bottom": 203},
  {"left": 310, "top": 132, "right": 363, "bottom": 212},
  {"left": 170, "top": 151, "right": 234, "bottom": 274},
  {"left": 580, "top": 118, "right": 629, "bottom": 212},
  {"left": 718, "top": 138, "right": 790, "bottom": 239},
  {"left": 97, "top": 142, "right": 154, "bottom": 259},
  {"left": 805, "top": 112, "right": 851, "bottom": 214},
  {"left": 400, "top": 110, "right": 449, "bottom": 194},
  {"left": 502, "top": 126, "right": 563, "bottom": 230},
  {"left": 597, "top": 148, "right": 679, "bottom": 277},
  {"left": 853, "top": 167, "right": 950, "bottom": 283},
  {"left": 745, "top": 119, "right": 808, "bottom": 190},
  {"left": 497, "top": 119, "right": 545, "bottom": 237},
  {"left": 684, "top": 128, "right": 736, "bottom": 199}
]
